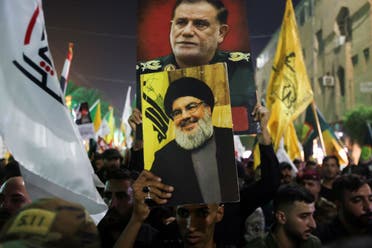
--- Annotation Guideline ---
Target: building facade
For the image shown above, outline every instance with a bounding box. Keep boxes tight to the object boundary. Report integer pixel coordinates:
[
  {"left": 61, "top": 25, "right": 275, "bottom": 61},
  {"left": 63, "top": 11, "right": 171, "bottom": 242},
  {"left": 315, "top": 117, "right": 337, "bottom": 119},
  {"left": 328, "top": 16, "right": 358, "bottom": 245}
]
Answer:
[{"left": 256, "top": 0, "right": 372, "bottom": 123}]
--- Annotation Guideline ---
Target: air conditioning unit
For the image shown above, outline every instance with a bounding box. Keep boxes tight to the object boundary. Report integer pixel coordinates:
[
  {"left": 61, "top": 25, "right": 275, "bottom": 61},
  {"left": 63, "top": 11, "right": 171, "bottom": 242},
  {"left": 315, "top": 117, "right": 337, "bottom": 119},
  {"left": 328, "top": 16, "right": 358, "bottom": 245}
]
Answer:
[
  {"left": 322, "top": 75, "right": 335, "bottom": 87},
  {"left": 335, "top": 35, "right": 346, "bottom": 47}
]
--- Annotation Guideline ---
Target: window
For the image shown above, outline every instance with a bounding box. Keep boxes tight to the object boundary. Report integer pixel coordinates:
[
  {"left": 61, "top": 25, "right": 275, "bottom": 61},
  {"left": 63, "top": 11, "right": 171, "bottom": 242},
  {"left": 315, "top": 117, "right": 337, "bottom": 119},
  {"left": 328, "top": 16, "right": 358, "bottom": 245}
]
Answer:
[
  {"left": 300, "top": 8, "right": 305, "bottom": 26},
  {"left": 352, "top": 54, "right": 359, "bottom": 66},
  {"left": 363, "top": 48, "right": 370, "bottom": 61},
  {"left": 337, "top": 67, "right": 345, "bottom": 96},
  {"left": 336, "top": 7, "right": 352, "bottom": 41},
  {"left": 316, "top": 30, "right": 324, "bottom": 54},
  {"left": 308, "top": 0, "right": 314, "bottom": 17}
]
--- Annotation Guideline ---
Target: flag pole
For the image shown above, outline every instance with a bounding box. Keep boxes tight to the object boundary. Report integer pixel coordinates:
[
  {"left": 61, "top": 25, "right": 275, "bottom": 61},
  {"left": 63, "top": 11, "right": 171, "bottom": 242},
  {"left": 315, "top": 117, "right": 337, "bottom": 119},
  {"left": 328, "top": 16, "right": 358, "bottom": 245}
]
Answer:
[
  {"left": 60, "top": 42, "right": 74, "bottom": 95},
  {"left": 311, "top": 101, "right": 326, "bottom": 155},
  {"left": 89, "top": 99, "right": 100, "bottom": 112}
]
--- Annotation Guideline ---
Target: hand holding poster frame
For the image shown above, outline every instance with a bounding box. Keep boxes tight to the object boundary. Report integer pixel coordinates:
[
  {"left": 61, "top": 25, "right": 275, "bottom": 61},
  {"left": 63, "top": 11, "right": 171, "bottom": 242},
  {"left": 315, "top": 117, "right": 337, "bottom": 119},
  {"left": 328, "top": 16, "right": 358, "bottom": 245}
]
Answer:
[{"left": 141, "top": 63, "right": 239, "bottom": 206}]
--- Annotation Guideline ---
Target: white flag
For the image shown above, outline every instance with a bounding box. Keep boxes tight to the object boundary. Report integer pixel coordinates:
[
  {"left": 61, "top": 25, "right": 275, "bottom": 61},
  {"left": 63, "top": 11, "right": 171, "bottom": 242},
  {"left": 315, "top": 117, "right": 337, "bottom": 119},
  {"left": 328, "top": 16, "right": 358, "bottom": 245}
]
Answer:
[
  {"left": 0, "top": 135, "right": 6, "bottom": 158},
  {"left": 122, "top": 86, "right": 133, "bottom": 148},
  {"left": 0, "top": 0, "right": 106, "bottom": 214},
  {"left": 276, "top": 138, "right": 298, "bottom": 174}
]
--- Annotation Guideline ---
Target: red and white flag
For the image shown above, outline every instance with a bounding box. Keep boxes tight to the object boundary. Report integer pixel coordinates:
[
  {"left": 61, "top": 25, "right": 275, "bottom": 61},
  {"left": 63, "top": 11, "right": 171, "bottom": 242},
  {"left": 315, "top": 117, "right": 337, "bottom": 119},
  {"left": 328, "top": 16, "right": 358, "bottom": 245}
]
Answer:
[
  {"left": 0, "top": 0, "right": 106, "bottom": 214},
  {"left": 121, "top": 86, "right": 133, "bottom": 148},
  {"left": 60, "top": 42, "right": 73, "bottom": 95}
]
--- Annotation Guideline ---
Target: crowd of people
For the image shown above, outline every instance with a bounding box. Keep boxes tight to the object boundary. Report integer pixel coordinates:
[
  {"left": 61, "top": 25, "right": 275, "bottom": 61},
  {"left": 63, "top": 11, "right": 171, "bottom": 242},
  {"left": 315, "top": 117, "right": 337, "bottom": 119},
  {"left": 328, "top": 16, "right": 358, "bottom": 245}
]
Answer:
[
  {"left": 0, "top": 0, "right": 370, "bottom": 247},
  {"left": 0, "top": 124, "right": 372, "bottom": 247}
]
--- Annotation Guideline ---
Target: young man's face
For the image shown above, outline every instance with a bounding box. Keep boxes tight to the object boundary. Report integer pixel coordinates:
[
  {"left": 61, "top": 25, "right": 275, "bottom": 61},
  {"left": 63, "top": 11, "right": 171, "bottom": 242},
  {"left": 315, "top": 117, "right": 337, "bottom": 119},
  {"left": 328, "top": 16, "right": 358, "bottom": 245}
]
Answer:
[
  {"left": 170, "top": 1, "right": 228, "bottom": 67},
  {"left": 301, "top": 179, "right": 321, "bottom": 200},
  {"left": 176, "top": 204, "right": 223, "bottom": 248},
  {"left": 104, "top": 179, "right": 133, "bottom": 217},
  {"left": 0, "top": 177, "right": 31, "bottom": 215},
  {"left": 104, "top": 157, "right": 121, "bottom": 169},
  {"left": 322, "top": 158, "right": 339, "bottom": 180},
  {"left": 340, "top": 183, "right": 372, "bottom": 228},
  {"left": 283, "top": 201, "right": 316, "bottom": 241},
  {"left": 280, "top": 168, "right": 293, "bottom": 184}
]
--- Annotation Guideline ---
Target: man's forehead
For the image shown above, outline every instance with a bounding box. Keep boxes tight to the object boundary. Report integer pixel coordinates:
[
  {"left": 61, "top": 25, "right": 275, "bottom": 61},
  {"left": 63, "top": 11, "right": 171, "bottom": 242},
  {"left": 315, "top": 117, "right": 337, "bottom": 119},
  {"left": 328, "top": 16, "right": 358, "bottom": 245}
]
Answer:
[
  {"left": 323, "top": 158, "right": 337, "bottom": 165},
  {"left": 172, "top": 96, "right": 202, "bottom": 108},
  {"left": 291, "top": 201, "right": 315, "bottom": 213},
  {"left": 105, "top": 179, "right": 131, "bottom": 192},
  {"left": 345, "top": 183, "right": 372, "bottom": 198},
  {"left": 2, "top": 180, "right": 27, "bottom": 195},
  {"left": 173, "top": 2, "right": 218, "bottom": 20}
]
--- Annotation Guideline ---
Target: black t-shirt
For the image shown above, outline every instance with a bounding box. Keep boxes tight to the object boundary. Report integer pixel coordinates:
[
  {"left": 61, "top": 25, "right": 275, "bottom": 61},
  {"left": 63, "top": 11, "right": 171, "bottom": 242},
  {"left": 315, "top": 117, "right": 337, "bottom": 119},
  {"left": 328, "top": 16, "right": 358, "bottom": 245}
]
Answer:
[{"left": 320, "top": 185, "right": 336, "bottom": 202}]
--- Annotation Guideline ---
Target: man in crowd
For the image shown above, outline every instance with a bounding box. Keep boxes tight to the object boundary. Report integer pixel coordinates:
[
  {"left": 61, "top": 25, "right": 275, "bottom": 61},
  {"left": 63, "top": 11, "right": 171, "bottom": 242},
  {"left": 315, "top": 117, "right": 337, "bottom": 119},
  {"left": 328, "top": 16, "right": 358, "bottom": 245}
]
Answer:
[
  {"left": 102, "top": 148, "right": 122, "bottom": 170},
  {"left": 248, "top": 184, "right": 321, "bottom": 247},
  {"left": 0, "top": 197, "right": 100, "bottom": 248},
  {"left": 97, "top": 148, "right": 123, "bottom": 183},
  {"left": 98, "top": 168, "right": 135, "bottom": 247},
  {"left": 150, "top": 77, "right": 237, "bottom": 205},
  {"left": 297, "top": 168, "right": 337, "bottom": 225},
  {"left": 113, "top": 170, "right": 224, "bottom": 248},
  {"left": 279, "top": 162, "right": 294, "bottom": 185},
  {"left": 320, "top": 155, "right": 340, "bottom": 202},
  {"left": 176, "top": 203, "right": 224, "bottom": 248},
  {"left": 0, "top": 176, "right": 31, "bottom": 215},
  {"left": 315, "top": 174, "right": 372, "bottom": 244},
  {"left": 0, "top": 176, "right": 31, "bottom": 229}
]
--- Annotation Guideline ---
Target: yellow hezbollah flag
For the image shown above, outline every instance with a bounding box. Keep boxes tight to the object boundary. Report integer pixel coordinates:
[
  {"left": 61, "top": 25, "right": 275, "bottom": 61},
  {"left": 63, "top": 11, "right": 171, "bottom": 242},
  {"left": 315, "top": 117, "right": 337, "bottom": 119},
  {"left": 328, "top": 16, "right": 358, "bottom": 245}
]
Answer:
[
  {"left": 284, "top": 122, "right": 302, "bottom": 160},
  {"left": 103, "top": 106, "right": 115, "bottom": 144},
  {"left": 90, "top": 99, "right": 102, "bottom": 133},
  {"left": 253, "top": 141, "right": 260, "bottom": 170},
  {"left": 266, "top": 0, "right": 313, "bottom": 151}
]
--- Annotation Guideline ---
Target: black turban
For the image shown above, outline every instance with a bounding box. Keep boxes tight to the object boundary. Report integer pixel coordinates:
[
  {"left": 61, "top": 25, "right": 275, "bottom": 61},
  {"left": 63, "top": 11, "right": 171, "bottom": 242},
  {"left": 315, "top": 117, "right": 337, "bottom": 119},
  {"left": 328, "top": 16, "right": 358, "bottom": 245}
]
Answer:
[{"left": 163, "top": 77, "right": 214, "bottom": 118}]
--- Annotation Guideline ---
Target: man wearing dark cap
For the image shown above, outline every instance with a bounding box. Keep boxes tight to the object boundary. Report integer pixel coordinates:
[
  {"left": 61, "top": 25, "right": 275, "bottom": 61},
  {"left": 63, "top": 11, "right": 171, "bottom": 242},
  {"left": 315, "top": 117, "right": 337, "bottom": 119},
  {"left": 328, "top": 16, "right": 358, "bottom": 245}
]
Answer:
[
  {"left": 98, "top": 148, "right": 123, "bottom": 183},
  {"left": 279, "top": 162, "right": 294, "bottom": 185},
  {"left": 150, "top": 77, "right": 238, "bottom": 206},
  {"left": 102, "top": 148, "right": 122, "bottom": 170},
  {"left": 297, "top": 168, "right": 337, "bottom": 225}
]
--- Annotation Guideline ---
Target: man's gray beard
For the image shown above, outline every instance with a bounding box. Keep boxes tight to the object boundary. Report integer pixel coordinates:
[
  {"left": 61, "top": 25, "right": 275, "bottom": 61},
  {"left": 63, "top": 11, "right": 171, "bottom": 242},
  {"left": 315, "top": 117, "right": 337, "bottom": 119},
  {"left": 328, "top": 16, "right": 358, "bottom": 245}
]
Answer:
[{"left": 175, "top": 110, "right": 214, "bottom": 150}]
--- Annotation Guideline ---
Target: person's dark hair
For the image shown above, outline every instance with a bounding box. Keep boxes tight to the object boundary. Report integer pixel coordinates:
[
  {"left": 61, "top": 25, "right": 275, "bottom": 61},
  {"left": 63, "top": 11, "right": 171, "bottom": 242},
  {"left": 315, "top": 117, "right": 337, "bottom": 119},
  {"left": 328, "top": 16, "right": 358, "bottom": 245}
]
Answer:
[
  {"left": 341, "top": 164, "right": 369, "bottom": 179},
  {"left": 91, "top": 153, "right": 103, "bottom": 171},
  {"left": 172, "top": 0, "right": 228, "bottom": 24},
  {"left": 102, "top": 148, "right": 122, "bottom": 161},
  {"left": 273, "top": 184, "right": 315, "bottom": 212},
  {"left": 333, "top": 174, "right": 367, "bottom": 201},
  {"left": 305, "top": 159, "right": 317, "bottom": 168},
  {"left": 94, "top": 152, "right": 103, "bottom": 161},
  {"left": 4, "top": 160, "right": 22, "bottom": 181},
  {"left": 323, "top": 155, "right": 340, "bottom": 167},
  {"left": 293, "top": 158, "right": 301, "bottom": 166},
  {"left": 106, "top": 168, "right": 131, "bottom": 181},
  {"left": 279, "top": 162, "right": 292, "bottom": 171}
]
